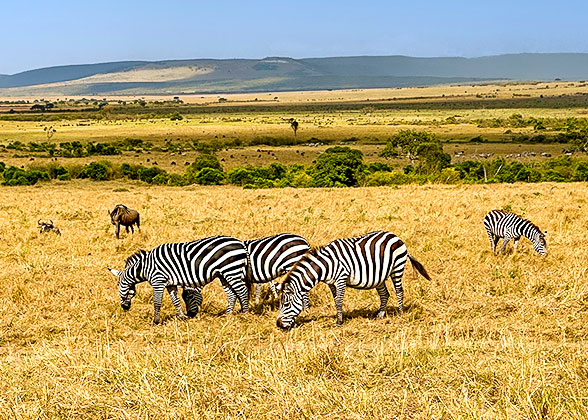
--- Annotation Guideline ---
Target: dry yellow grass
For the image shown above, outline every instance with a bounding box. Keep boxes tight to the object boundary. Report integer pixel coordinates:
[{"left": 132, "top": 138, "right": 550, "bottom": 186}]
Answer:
[{"left": 1, "top": 181, "right": 587, "bottom": 418}]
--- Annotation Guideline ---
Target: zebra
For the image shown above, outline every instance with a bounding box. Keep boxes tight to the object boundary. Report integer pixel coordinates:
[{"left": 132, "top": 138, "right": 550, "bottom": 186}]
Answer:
[
  {"left": 182, "top": 233, "right": 310, "bottom": 316},
  {"left": 109, "top": 204, "right": 140, "bottom": 239},
  {"left": 483, "top": 210, "right": 547, "bottom": 255},
  {"left": 108, "top": 236, "right": 249, "bottom": 324},
  {"left": 275, "top": 231, "right": 430, "bottom": 329}
]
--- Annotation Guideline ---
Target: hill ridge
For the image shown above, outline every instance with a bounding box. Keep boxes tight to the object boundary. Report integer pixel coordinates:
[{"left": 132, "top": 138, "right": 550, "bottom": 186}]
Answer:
[{"left": 2, "top": 53, "right": 587, "bottom": 95}]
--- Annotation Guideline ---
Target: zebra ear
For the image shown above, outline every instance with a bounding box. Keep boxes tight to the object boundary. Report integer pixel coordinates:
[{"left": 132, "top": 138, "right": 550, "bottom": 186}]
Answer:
[{"left": 108, "top": 268, "right": 121, "bottom": 277}]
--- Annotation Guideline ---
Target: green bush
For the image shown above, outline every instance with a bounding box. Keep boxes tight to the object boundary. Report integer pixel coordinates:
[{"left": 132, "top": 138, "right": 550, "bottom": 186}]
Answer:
[
  {"left": 309, "top": 146, "right": 366, "bottom": 187},
  {"left": 574, "top": 162, "right": 588, "bottom": 181},
  {"left": 80, "top": 162, "right": 110, "bottom": 181},
  {"left": 190, "top": 154, "right": 223, "bottom": 172},
  {"left": 138, "top": 167, "right": 165, "bottom": 183},
  {"left": 151, "top": 173, "right": 170, "bottom": 185},
  {"left": 194, "top": 168, "right": 225, "bottom": 185},
  {"left": 364, "top": 171, "right": 410, "bottom": 186},
  {"left": 2, "top": 166, "right": 50, "bottom": 185}
]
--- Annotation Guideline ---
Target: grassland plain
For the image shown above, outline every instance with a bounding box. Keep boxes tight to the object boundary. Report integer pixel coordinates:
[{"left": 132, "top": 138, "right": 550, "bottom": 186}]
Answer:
[{"left": 1, "top": 181, "right": 587, "bottom": 419}]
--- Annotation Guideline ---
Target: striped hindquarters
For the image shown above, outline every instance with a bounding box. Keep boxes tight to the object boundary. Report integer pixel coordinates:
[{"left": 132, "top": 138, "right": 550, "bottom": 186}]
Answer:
[
  {"left": 245, "top": 233, "right": 310, "bottom": 283},
  {"left": 149, "top": 236, "right": 248, "bottom": 287},
  {"left": 329, "top": 231, "right": 408, "bottom": 289}
]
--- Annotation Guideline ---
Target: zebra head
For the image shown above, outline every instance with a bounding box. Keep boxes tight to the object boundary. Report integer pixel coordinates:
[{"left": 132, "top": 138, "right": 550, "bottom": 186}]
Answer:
[
  {"left": 534, "top": 231, "right": 548, "bottom": 256},
  {"left": 276, "top": 250, "right": 321, "bottom": 329},
  {"left": 108, "top": 249, "right": 148, "bottom": 311},
  {"left": 276, "top": 278, "right": 306, "bottom": 330}
]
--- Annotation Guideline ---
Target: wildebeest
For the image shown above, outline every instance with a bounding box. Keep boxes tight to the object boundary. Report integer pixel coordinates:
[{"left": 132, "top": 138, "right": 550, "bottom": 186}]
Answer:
[
  {"left": 109, "top": 204, "right": 140, "bottom": 239},
  {"left": 38, "top": 219, "right": 61, "bottom": 235}
]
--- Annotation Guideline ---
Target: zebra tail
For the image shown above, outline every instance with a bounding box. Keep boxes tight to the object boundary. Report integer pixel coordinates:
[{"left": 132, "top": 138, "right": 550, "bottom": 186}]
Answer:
[
  {"left": 244, "top": 264, "right": 255, "bottom": 300},
  {"left": 408, "top": 255, "right": 431, "bottom": 281}
]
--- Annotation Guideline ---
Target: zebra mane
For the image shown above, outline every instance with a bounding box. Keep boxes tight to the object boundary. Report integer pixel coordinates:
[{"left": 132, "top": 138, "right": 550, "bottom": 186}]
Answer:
[
  {"left": 281, "top": 246, "right": 324, "bottom": 283},
  {"left": 125, "top": 249, "right": 147, "bottom": 267},
  {"left": 509, "top": 212, "right": 543, "bottom": 235}
]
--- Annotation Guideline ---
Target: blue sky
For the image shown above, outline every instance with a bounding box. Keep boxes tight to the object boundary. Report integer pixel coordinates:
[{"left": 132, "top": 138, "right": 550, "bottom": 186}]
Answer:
[{"left": 1, "top": 0, "right": 587, "bottom": 74}]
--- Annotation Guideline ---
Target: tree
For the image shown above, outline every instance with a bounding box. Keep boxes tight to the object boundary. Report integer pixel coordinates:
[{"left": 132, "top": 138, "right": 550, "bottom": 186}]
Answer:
[
  {"left": 44, "top": 126, "right": 56, "bottom": 141},
  {"left": 290, "top": 119, "right": 299, "bottom": 137},
  {"left": 309, "top": 146, "right": 366, "bottom": 187},
  {"left": 379, "top": 130, "right": 451, "bottom": 173},
  {"left": 30, "top": 104, "right": 45, "bottom": 112}
]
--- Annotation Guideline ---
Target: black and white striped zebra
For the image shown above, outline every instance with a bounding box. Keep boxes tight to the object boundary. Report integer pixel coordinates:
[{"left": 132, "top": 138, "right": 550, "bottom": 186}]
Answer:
[
  {"left": 183, "top": 233, "right": 310, "bottom": 315},
  {"left": 108, "top": 236, "right": 249, "bottom": 324},
  {"left": 246, "top": 233, "right": 311, "bottom": 304},
  {"left": 275, "top": 231, "right": 430, "bottom": 329},
  {"left": 483, "top": 210, "right": 547, "bottom": 255}
]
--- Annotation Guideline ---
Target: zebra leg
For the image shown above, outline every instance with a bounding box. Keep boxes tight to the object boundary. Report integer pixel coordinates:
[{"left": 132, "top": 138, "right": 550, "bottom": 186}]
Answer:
[
  {"left": 231, "top": 278, "right": 250, "bottom": 313},
  {"left": 492, "top": 235, "right": 500, "bottom": 253},
  {"left": 375, "top": 283, "right": 390, "bottom": 318},
  {"left": 152, "top": 281, "right": 165, "bottom": 324},
  {"left": 166, "top": 285, "right": 186, "bottom": 319},
  {"left": 392, "top": 276, "right": 404, "bottom": 312},
  {"left": 499, "top": 236, "right": 512, "bottom": 254},
  {"left": 513, "top": 237, "right": 520, "bottom": 252},
  {"left": 255, "top": 283, "right": 261, "bottom": 305},
  {"left": 328, "top": 284, "right": 337, "bottom": 300},
  {"left": 486, "top": 229, "right": 497, "bottom": 252},
  {"left": 220, "top": 280, "right": 238, "bottom": 314},
  {"left": 270, "top": 282, "right": 279, "bottom": 299},
  {"left": 334, "top": 282, "right": 346, "bottom": 325}
]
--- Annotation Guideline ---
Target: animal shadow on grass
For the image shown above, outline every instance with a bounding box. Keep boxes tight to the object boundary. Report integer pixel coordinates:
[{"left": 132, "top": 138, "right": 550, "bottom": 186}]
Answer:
[{"left": 293, "top": 302, "right": 418, "bottom": 328}]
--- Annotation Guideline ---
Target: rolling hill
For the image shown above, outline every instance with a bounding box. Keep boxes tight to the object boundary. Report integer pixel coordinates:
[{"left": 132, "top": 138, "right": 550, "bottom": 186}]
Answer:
[{"left": 1, "top": 53, "right": 587, "bottom": 96}]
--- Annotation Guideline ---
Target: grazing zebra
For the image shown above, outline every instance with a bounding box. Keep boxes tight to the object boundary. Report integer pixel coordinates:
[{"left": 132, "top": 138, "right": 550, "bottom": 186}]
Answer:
[
  {"left": 110, "top": 204, "right": 140, "bottom": 239},
  {"left": 483, "top": 210, "right": 547, "bottom": 255},
  {"left": 183, "top": 233, "right": 310, "bottom": 316},
  {"left": 276, "top": 231, "right": 430, "bottom": 329},
  {"left": 108, "top": 236, "right": 249, "bottom": 324}
]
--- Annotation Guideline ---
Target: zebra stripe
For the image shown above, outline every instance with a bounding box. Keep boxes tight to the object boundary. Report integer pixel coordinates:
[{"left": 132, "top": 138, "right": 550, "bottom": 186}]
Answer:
[
  {"left": 483, "top": 210, "right": 547, "bottom": 255},
  {"left": 183, "top": 233, "right": 310, "bottom": 312},
  {"left": 246, "top": 233, "right": 310, "bottom": 305},
  {"left": 115, "top": 236, "right": 248, "bottom": 324},
  {"left": 276, "top": 231, "right": 430, "bottom": 329}
]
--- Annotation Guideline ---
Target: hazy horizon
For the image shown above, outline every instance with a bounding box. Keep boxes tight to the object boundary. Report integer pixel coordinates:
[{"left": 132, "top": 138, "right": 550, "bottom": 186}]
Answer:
[{"left": 2, "top": 0, "right": 587, "bottom": 74}]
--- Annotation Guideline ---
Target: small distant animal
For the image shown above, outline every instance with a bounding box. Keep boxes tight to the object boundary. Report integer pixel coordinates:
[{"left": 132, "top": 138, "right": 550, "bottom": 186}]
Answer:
[
  {"left": 484, "top": 210, "right": 547, "bottom": 255},
  {"left": 276, "top": 231, "right": 430, "bottom": 329},
  {"left": 109, "top": 204, "right": 140, "bottom": 239},
  {"left": 38, "top": 219, "right": 61, "bottom": 235}
]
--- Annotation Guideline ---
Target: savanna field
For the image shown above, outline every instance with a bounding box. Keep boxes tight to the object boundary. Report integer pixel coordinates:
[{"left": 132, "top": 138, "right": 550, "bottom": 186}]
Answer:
[{"left": 1, "top": 181, "right": 587, "bottom": 419}]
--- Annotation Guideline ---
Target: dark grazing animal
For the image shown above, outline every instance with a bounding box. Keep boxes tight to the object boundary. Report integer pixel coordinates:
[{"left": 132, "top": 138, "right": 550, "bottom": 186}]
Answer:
[
  {"left": 108, "top": 236, "right": 249, "bottom": 324},
  {"left": 182, "top": 233, "right": 310, "bottom": 315},
  {"left": 110, "top": 204, "right": 140, "bottom": 239},
  {"left": 276, "top": 231, "right": 430, "bottom": 329},
  {"left": 483, "top": 210, "right": 547, "bottom": 255},
  {"left": 38, "top": 219, "right": 61, "bottom": 235}
]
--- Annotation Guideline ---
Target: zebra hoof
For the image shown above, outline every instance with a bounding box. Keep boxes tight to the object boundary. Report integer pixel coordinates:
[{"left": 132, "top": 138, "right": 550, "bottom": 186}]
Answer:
[
  {"left": 186, "top": 310, "right": 198, "bottom": 318},
  {"left": 376, "top": 311, "right": 386, "bottom": 319}
]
